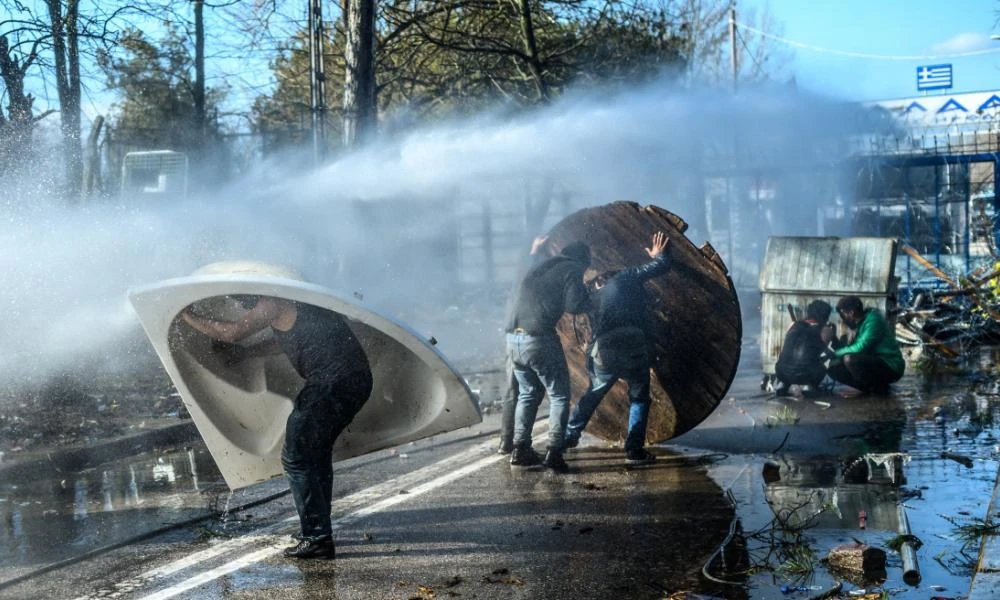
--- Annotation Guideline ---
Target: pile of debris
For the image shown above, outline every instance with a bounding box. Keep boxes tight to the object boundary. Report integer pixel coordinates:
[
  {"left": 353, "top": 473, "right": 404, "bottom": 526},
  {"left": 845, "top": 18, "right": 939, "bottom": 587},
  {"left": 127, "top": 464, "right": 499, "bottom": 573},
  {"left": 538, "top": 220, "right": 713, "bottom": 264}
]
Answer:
[
  {"left": 894, "top": 244, "right": 1000, "bottom": 363},
  {"left": 0, "top": 369, "right": 180, "bottom": 459}
]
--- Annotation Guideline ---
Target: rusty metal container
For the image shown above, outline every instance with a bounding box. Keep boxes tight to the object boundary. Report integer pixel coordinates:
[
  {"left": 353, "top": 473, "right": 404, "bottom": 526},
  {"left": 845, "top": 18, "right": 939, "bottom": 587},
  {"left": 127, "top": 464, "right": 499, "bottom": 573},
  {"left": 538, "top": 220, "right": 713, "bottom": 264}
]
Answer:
[
  {"left": 545, "top": 201, "right": 742, "bottom": 443},
  {"left": 759, "top": 236, "right": 899, "bottom": 376}
]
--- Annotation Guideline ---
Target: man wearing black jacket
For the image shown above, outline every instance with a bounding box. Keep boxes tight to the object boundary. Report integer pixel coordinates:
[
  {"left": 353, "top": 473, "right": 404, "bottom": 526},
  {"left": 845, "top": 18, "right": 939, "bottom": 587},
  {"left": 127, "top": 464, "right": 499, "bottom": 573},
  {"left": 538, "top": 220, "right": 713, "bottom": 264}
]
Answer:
[
  {"left": 774, "top": 299, "right": 833, "bottom": 397},
  {"left": 497, "top": 236, "right": 550, "bottom": 455},
  {"left": 563, "top": 231, "right": 670, "bottom": 465},
  {"left": 181, "top": 296, "right": 371, "bottom": 560},
  {"left": 506, "top": 240, "right": 592, "bottom": 472}
]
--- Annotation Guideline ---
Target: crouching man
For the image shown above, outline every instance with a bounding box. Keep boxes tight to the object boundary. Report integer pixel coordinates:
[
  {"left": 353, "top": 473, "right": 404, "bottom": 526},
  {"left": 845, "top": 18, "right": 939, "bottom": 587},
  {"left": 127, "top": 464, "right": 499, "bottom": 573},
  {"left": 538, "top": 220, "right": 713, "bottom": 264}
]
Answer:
[
  {"left": 774, "top": 300, "right": 833, "bottom": 397},
  {"left": 826, "top": 295, "right": 904, "bottom": 395}
]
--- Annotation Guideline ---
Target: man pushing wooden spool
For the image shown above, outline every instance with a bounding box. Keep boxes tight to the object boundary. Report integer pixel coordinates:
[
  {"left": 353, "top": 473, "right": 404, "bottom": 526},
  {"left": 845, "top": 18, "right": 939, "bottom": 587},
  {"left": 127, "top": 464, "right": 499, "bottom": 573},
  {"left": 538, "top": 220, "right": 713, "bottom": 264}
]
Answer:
[{"left": 545, "top": 201, "right": 742, "bottom": 445}]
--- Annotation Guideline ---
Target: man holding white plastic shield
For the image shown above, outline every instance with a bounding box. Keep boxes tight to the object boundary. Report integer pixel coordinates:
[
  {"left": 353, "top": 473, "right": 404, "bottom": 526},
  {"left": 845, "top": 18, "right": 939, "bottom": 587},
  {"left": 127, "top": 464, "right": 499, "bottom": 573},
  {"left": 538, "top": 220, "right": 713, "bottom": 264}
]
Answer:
[{"left": 182, "top": 296, "right": 371, "bottom": 560}]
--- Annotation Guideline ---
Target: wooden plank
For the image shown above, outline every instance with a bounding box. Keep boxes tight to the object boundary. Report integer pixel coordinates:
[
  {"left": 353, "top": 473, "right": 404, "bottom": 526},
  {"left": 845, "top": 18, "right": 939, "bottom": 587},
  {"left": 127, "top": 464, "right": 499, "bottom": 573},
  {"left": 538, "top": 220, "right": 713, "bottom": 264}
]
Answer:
[
  {"left": 968, "top": 462, "right": 1000, "bottom": 600},
  {"left": 546, "top": 201, "right": 742, "bottom": 443}
]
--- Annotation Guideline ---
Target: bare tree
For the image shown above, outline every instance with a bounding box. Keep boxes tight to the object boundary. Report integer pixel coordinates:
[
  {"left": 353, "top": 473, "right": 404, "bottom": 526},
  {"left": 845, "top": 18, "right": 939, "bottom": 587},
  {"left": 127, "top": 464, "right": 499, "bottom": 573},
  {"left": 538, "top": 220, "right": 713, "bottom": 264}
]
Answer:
[
  {"left": 0, "top": 32, "right": 53, "bottom": 177},
  {"left": 1, "top": 0, "right": 152, "bottom": 198},
  {"left": 45, "top": 0, "right": 83, "bottom": 196},
  {"left": 670, "top": 0, "right": 789, "bottom": 86},
  {"left": 379, "top": 0, "right": 690, "bottom": 112}
]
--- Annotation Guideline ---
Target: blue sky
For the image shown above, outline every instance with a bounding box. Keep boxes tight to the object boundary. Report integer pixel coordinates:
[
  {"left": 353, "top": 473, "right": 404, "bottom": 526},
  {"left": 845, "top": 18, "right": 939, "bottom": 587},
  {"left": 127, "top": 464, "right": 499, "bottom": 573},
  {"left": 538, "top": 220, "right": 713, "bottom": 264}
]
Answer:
[{"left": 744, "top": 0, "right": 1000, "bottom": 101}]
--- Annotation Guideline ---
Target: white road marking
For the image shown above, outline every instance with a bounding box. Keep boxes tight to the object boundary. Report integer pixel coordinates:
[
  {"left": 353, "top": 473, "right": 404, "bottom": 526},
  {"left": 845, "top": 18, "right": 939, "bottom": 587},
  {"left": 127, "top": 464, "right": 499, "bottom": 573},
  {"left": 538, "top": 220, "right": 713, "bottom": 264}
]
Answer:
[
  {"left": 137, "top": 452, "right": 505, "bottom": 600},
  {"left": 144, "top": 443, "right": 484, "bottom": 581},
  {"left": 74, "top": 422, "right": 548, "bottom": 600}
]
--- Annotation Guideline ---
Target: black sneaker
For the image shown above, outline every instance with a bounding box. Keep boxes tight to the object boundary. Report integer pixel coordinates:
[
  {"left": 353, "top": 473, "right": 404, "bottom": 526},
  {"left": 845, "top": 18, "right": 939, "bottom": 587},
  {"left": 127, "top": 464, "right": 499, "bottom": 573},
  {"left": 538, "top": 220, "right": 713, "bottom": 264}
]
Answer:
[
  {"left": 543, "top": 450, "right": 569, "bottom": 473},
  {"left": 510, "top": 445, "right": 542, "bottom": 467},
  {"left": 625, "top": 449, "right": 657, "bottom": 466},
  {"left": 497, "top": 438, "right": 514, "bottom": 455},
  {"left": 564, "top": 436, "right": 580, "bottom": 449},
  {"left": 283, "top": 538, "right": 335, "bottom": 559}
]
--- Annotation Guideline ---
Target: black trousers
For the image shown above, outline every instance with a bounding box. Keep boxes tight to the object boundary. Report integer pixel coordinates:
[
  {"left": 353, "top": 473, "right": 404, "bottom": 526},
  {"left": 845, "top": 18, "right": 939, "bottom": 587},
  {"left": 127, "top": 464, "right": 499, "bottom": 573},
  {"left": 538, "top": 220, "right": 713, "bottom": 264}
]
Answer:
[
  {"left": 775, "top": 360, "right": 827, "bottom": 388},
  {"left": 827, "top": 354, "right": 900, "bottom": 393},
  {"left": 281, "top": 371, "right": 373, "bottom": 541}
]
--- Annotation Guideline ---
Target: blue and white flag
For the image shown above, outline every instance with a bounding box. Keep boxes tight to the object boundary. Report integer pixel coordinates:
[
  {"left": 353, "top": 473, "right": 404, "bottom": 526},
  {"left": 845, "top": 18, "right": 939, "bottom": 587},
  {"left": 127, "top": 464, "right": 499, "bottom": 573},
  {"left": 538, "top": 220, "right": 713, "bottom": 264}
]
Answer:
[{"left": 917, "top": 64, "right": 952, "bottom": 91}]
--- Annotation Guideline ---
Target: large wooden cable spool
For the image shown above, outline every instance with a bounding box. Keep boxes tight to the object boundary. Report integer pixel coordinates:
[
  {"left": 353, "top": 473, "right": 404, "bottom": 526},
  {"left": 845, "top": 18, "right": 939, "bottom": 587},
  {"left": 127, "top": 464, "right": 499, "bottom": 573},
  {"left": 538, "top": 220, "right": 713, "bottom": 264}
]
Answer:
[{"left": 546, "top": 201, "right": 742, "bottom": 443}]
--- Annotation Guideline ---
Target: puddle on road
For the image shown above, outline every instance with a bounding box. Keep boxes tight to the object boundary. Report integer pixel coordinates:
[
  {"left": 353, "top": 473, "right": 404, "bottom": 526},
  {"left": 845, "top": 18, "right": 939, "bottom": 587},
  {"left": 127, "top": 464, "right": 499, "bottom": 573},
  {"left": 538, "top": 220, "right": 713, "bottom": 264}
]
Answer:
[
  {"left": 0, "top": 444, "right": 224, "bottom": 572},
  {"left": 698, "top": 374, "right": 1000, "bottom": 600}
]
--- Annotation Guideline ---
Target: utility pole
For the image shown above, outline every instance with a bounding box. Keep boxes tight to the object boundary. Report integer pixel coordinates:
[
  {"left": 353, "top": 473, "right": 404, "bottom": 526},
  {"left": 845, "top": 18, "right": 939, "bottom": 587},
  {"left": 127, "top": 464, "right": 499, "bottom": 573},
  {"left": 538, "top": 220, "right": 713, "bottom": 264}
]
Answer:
[
  {"left": 729, "top": 3, "right": 738, "bottom": 92},
  {"left": 308, "top": 0, "right": 327, "bottom": 164}
]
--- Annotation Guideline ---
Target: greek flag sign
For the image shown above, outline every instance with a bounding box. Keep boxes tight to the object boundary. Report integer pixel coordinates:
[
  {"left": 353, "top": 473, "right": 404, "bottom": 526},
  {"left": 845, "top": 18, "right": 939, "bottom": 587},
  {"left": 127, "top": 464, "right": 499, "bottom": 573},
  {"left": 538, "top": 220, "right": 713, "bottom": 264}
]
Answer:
[{"left": 917, "top": 64, "right": 952, "bottom": 91}]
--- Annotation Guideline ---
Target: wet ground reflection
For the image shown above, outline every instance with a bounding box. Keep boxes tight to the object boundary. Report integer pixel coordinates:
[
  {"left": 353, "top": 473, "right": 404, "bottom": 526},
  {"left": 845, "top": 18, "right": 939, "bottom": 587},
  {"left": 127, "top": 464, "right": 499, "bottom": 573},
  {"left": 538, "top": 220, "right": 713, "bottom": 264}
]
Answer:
[
  {"left": 696, "top": 373, "right": 1000, "bottom": 599},
  {"left": 0, "top": 445, "right": 223, "bottom": 573}
]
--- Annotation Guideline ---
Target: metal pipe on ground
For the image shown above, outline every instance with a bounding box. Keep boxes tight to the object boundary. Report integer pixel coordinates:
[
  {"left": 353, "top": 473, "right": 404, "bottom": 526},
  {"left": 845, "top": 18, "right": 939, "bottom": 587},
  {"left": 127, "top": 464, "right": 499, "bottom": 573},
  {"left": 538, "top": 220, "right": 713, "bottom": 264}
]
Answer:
[{"left": 897, "top": 504, "right": 921, "bottom": 586}]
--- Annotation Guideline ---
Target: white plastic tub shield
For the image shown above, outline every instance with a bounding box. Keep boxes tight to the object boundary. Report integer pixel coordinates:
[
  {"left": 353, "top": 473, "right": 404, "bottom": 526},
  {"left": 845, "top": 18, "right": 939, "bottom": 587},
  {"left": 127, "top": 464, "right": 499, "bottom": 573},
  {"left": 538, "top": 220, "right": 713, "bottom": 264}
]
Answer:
[{"left": 127, "top": 262, "right": 481, "bottom": 489}]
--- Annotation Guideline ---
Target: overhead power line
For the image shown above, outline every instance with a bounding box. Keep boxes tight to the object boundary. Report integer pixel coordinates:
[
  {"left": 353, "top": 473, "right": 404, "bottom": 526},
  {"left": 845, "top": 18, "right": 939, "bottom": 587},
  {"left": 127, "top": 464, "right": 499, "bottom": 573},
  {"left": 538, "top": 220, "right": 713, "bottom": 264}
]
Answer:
[
  {"left": 735, "top": 26, "right": 766, "bottom": 76},
  {"left": 736, "top": 22, "right": 1000, "bottom": 61}
]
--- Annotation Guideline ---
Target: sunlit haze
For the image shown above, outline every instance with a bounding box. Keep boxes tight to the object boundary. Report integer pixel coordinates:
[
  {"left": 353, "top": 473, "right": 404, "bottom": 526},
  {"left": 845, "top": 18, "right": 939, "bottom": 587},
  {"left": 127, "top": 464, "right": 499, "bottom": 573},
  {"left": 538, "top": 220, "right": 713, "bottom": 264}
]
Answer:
[{"left": 0, "top": 78, "right": 882, "bottom": 386}]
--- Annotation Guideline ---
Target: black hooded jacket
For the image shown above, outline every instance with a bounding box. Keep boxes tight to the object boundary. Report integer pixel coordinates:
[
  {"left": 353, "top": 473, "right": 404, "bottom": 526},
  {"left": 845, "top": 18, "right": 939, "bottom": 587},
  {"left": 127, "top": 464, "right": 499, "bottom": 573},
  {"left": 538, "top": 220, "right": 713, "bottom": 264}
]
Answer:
[
  {"left": 590, "top": 252, "right": 671, "bottom": 339},
  {"left": 506, "top": 255, "right": 590, "bottom": 336}
]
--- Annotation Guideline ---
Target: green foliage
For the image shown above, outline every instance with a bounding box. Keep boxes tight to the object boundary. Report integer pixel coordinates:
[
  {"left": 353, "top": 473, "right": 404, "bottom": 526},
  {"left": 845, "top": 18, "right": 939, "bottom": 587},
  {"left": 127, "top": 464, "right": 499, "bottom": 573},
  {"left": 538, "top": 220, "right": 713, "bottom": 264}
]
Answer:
[
  {"left": 765, "top": 405, "right": 800, "bottom": 427},
  {"left": 776, "top": 543, "right": 815, "bottom": 575},
  {"left": 251, "top": 28, "right": 346, "bottom": 154},
  {"left": 376, "top": 0, "right": 688, "bottom": 116},
  {"left": 97, "top": 26, "right": 226, "bottom": 151},
  {"left": 254, "top": 0, "right": 690, "bottom": 147},
  {"left": 940, "top": 513, "right": 1000, "bottom": 550}
]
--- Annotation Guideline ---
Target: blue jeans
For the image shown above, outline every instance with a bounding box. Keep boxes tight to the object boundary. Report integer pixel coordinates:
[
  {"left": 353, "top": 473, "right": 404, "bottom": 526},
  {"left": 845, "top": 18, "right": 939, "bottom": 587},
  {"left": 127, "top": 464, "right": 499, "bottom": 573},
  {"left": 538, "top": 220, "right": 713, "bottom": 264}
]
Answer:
[
  {"left": 281, "top": 371, "right": 372, "bottom": 541},
  {"left": 506, "top": 332, "right": 569, "bottom": 450},
  {"left": 565, "top": 356, "right": 651, "bottom": 452}
]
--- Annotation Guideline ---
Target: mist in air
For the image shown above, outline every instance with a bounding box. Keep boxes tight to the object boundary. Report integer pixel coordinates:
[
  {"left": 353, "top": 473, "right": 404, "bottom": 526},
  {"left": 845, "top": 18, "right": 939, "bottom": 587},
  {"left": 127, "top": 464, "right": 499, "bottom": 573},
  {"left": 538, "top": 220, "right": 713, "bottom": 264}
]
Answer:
[{"left": 0, "top": 78, "right": 881, "bottom": 386}]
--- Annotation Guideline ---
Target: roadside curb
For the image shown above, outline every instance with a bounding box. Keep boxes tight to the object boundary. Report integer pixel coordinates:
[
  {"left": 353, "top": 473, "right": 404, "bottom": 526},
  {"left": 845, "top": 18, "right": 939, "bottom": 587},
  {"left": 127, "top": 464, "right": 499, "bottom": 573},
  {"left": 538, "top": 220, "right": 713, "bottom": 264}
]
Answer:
[
  {"left": 0, "top": 421, "right": 200, "bottom": 485},
  {"left": 968, "top": 462, "right": 1000, "bottom": 599}
]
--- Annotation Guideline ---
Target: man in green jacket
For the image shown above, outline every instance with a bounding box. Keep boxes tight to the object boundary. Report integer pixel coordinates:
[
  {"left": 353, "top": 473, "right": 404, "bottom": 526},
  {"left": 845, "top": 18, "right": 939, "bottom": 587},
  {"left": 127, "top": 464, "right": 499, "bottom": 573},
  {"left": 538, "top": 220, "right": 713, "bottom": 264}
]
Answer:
[{"left": 825, "top": 295, "right": 905, "bottom": 395}]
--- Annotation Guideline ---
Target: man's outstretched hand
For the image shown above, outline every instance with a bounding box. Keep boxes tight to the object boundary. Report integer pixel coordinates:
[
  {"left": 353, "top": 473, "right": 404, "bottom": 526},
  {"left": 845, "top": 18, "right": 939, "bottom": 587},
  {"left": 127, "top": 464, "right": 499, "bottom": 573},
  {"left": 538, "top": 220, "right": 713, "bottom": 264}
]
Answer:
[
  {"left": 645, "top": 231, "right": 669, "bottom": 258},
  {"left": 530, "top": 236, "right": 549, "bottom": 255}
]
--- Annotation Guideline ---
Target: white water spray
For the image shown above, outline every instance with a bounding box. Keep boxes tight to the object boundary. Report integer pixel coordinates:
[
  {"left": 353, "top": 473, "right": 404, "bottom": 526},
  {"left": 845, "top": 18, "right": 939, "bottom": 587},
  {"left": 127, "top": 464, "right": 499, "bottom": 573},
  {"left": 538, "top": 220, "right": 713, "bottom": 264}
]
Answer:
[{"left": 0, "top": 79, "right": 880, "bottom": 388}]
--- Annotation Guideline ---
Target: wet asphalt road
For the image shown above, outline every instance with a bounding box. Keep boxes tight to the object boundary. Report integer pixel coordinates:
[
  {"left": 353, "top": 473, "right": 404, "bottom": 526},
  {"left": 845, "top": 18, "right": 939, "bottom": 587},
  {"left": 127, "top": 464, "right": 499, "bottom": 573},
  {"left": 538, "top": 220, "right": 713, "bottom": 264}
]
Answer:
[
  {"left": 3, "top": 348, "right": 999, "bottom": 600},
  {"left": 0, "top": 408, "right": 736, "bottom": 600}
]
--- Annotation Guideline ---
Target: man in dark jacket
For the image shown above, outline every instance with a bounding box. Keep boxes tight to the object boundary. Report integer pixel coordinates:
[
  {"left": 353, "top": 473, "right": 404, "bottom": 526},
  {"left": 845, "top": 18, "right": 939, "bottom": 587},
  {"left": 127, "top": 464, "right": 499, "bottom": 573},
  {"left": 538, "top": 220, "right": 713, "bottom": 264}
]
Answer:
[
  {"left": 497, "top": 236, "right": 551, "bottom": 455},
  {"left": 774, "top": 299, "right": 833, "bottom": 397},
  {"left": 182, "top": 296, "right": 371, "bottom": 560},
  {"left": 564, "top": 231, "right": 670, "bottom": 465},
  {"left": 506, "top": 241, "right": 591, "bottom": 472},
  {"left": 826, "top": 295, "right": 905, "bottom": 395}
]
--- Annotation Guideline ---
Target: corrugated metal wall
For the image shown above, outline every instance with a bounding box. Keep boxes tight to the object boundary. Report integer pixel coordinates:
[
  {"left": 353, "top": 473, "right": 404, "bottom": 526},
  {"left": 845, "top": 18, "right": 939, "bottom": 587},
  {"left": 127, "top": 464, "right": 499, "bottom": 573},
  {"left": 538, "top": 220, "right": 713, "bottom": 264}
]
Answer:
[{"left": 759, "top": 236, "right": 899, "bottom": 374}]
